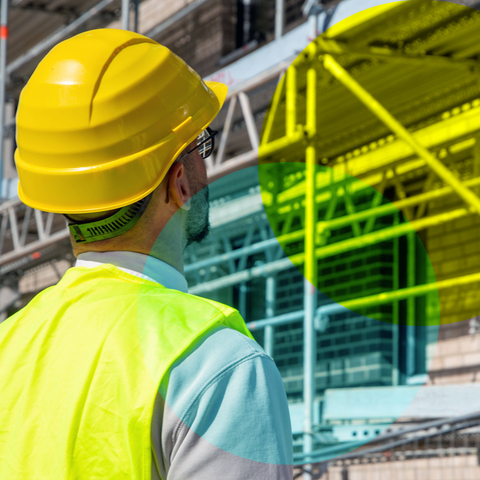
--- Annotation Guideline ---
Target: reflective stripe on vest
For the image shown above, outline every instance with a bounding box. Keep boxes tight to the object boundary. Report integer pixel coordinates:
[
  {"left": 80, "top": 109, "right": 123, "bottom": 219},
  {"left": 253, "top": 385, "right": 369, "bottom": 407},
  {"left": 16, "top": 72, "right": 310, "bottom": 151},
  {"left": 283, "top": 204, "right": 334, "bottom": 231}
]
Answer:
[{"left": 0, "top": 264, "right": 254, "bottom": 479}]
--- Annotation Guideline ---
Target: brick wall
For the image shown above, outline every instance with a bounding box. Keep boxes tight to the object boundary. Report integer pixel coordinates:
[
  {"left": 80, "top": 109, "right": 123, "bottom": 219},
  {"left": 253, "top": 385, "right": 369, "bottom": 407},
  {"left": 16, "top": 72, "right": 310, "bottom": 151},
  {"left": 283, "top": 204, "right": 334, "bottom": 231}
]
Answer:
[
  {"left": 427, "top": 318, "right": 480, "bottom": 385},
  {"left": 107, "top": 0, "right": 197, "bottom": 32},
  {"left": 314, "top": 455, "right": 480, "bottom": 480},
  {"left": 107, "top": 0, "right": 236, "bottom": 77}
]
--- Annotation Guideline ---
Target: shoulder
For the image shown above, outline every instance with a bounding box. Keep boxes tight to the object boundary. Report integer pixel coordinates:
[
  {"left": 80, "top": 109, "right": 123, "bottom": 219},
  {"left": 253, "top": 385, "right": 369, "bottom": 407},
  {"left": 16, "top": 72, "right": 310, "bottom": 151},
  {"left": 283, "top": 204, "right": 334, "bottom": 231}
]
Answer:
[
  {"left": 163, "top": 325, "right": 270, "bottom": 407},
  {"left": 163, "top": 326, "right": 293, "bottom": 465}
]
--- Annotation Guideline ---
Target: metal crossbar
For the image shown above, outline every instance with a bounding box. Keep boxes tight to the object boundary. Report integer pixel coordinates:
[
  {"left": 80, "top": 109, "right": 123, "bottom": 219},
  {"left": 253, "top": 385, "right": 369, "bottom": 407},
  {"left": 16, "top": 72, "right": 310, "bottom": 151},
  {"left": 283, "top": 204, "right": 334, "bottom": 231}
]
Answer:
[{"left": 293, "top": 410, "right": 480, "bottom": 467}]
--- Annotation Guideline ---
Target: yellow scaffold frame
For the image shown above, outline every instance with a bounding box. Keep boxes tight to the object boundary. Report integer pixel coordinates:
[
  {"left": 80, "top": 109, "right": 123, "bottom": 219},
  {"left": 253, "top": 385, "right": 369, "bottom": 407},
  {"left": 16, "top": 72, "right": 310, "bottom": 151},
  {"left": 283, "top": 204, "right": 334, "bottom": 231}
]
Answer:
[{"left": 258, "top": 26, "right": 480, "bottom": 467}]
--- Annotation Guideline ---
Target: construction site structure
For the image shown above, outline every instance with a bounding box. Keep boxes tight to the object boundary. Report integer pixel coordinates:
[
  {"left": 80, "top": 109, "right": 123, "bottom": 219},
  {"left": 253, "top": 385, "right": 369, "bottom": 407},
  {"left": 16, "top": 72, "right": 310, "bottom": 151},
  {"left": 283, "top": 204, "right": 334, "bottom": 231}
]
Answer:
[{"left": 1, "top": 1, "right": 480, "bottom": 479}]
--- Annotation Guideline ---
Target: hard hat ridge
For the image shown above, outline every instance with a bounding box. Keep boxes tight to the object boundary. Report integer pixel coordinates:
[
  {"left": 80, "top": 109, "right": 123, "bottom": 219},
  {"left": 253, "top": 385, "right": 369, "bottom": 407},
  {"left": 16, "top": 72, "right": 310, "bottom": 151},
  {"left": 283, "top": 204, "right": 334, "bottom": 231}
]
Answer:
[{"left": 15, "top": 29, "right": 228, "bottom": 215}]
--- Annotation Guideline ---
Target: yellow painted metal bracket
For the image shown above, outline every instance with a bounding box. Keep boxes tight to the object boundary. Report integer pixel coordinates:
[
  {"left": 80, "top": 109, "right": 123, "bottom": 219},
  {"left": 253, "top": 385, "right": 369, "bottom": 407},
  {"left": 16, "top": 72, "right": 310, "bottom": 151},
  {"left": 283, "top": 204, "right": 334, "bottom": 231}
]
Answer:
[
  {"left": 322, "top": 53, "right": 480, "bottom": 216},
  {"left": 261, "top": 75, "right": 285, "bottom": 146},
  {"left": 258, "top": 129, "right": 305, "bottom": 160}
]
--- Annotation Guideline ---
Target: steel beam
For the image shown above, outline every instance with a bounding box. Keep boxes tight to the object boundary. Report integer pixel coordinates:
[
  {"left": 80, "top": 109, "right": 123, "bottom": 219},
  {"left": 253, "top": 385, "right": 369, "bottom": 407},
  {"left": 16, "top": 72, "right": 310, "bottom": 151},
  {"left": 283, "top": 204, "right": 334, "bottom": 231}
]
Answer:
[
  {"left": 133, "top": 0, "right": 139, "bottom": 32},
  {"left": 264, "top": 276, "right": 276, "bottom": 357},
  {"left": 406, "top": 232, "right": 416, "bottom": 377},
  {"left": 318, "top": 270, "right": 480, "bottom": 318},
  {"left": 261, "top": 74, "right": 285, "bottom": 146},
  {"left": 6, "top": 0, "right": 118, "bottom": 75},
  {"left": 258, "top": 130, "right": 305, "bottom": 160},
  {"left": 121, "top": 0, "right": 130, "bottom": 30},
  {"left": 238, "top": 92, "right": 259, "bottom": 150},
  {"left": 0, "top": 228, "right": 69, "bottom": 267},
  {"left": 316, "top": 37, "right": 480, "bottom": 70},
  {"left": 312, "top": 175, "right": 480, "bottom": 237},
  {"left": 308, "top": 14, "right": 317, "bottom": 42},
  {"left": 215, "top": 95, "right": 237, "bottom": 165},
  {"left": 303, "top": 63, "right": 317, "bottom": 480},
  {"left": 290, "top": 208, "right": 467, "bottom": 265},
  {"left": 246, "top": 270, "right": 480, "bottom": 332},
  {"left": 0, "top": 0, "right": 7, "bottom": 200},
  {"left": 295, "top": 410, "right": 480, "bottom": 465},
  {"left": 224, "top": 58, "right": 292, "bottom": 102},
  {"left": 247, "top": 309, "right": 303, "bottom": 331},
  {"left": 275, "top": 0, "right": 285, "bottom": 40},
  {"left": 207, "top": 150, "right": 258, "bottom": 183},
  {"left": 188, "top": 207, "right": 469, "bottom": 294},
  {"left": 392, "top": 227, "right": 399, "bottom": 386},
  {"left": 286, "top": 65, "right": 297, "bottom": 136},
  {"left": 322, "top": 54, "right": 480, "bottom": 216}
]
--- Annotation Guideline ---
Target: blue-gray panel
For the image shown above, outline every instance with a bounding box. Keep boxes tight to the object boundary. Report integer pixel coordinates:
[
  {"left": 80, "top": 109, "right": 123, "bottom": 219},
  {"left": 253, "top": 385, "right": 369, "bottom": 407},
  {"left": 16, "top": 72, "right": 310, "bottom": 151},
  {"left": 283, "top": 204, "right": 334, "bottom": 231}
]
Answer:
[{"left": 323, "top": 384, "right": 480, "bottom": 421}]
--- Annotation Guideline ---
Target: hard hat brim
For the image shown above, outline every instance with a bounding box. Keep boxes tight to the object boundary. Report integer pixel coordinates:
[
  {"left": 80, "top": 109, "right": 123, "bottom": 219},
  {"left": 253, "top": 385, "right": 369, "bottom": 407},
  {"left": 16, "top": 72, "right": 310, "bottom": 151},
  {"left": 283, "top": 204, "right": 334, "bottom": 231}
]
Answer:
[
  {"left": 17, "top": 80, "right": 229, "bottom": 214},
  {"left": 204, "top": 81, "right": 229, "bottom": 110}
]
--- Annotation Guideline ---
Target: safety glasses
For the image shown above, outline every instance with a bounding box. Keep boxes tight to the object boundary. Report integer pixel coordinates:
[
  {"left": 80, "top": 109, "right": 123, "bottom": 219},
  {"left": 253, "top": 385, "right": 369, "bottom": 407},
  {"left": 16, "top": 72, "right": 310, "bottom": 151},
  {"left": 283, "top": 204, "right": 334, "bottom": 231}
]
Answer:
[{"left": 179, "top": 127, "right": 218, "bottom": 161}]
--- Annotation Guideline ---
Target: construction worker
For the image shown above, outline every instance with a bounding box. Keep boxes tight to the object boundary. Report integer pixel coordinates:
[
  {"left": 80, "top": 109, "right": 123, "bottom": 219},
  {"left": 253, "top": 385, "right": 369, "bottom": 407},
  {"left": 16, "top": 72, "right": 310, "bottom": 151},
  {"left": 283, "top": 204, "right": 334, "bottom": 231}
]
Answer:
[{"left": 0, "top": 29, "right": 293, "bottom": 479}]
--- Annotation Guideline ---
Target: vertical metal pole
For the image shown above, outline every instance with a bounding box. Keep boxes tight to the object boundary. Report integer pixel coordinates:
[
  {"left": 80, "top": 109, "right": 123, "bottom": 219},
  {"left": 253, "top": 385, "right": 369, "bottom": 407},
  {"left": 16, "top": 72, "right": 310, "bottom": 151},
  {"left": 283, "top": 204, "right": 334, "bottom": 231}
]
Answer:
[
  {"left": 406, "top": 232, "right": 416, "bottom": 379},
  {"left": 0, "top": 0, "right": 8, "bottom": 201},
  {"left": 392, "top": 215, "right": 399, "bottom": 386},
  {"left": 133, "top": 0, "right": 139, "bottom": 33},
  {"left": 286, "top": 66, "right": 297, "bottom": 136},
  {"left": 265, "top": 276, "right": 276, "bottom": 357},
  {"left": 275, "top": 0, "right": 285, "bottom": 40},
  {"left": 474, "top": 134, "right": 480, "bottom": 196},
  {"left": 303, "top": 63, "right": 317, "bottom": 480},
  {"left": 2, "top": 100, "right": 14, "bottom": 197},
  {"left": 121, "top": 0, "right": 130, "bottom": 31},
  {"left": 243, "top": 0, "right": 252, "bottom": 45},
  {"left": 262, "top": 76, "right": 285, "bottom": 145},
  {"left": 239, "top": 282, "right": 247, "bottom": 319},
  {"left": 308, "top": 13, "right": 318, "bottom": 41}
]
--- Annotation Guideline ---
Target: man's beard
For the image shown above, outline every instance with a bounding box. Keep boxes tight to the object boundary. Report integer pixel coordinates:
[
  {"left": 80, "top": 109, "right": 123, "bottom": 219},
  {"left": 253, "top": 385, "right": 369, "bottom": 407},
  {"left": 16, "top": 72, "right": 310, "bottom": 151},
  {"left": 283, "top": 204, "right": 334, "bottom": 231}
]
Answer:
[{"left": 185, "top": 184, "right": 210, "bottom": 248}]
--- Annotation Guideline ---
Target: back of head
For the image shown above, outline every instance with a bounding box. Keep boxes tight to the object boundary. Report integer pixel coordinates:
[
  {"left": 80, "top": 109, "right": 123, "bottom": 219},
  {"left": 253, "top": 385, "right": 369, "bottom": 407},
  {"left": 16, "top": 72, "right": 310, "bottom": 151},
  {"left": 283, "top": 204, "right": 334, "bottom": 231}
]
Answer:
[{"left": 15, "top": 29, "right": 227, "bottom": 243}]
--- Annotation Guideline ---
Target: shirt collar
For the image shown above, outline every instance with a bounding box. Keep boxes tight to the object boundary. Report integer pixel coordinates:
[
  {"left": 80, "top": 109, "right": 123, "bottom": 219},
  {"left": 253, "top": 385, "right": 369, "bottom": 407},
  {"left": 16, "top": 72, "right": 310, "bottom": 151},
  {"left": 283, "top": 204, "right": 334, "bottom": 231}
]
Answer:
[{"left": 75, "top": 251, "right": 188, "bottom": 293}]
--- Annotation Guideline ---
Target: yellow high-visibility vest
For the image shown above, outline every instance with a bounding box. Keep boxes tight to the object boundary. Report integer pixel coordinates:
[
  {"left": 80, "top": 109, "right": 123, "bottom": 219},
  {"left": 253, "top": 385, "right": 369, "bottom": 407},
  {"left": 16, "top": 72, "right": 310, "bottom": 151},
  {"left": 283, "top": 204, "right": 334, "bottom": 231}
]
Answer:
[{"left": 0, "top": 264, "right": 254, "bottom": 479}]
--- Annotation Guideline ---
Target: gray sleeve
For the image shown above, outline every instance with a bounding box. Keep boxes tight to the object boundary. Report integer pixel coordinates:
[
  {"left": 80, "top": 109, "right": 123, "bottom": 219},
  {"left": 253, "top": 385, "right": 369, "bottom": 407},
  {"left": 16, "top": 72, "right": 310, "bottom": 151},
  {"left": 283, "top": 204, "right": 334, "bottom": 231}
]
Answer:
[{"left": 157, "top": 327, "right": 293, "bottom": 480}]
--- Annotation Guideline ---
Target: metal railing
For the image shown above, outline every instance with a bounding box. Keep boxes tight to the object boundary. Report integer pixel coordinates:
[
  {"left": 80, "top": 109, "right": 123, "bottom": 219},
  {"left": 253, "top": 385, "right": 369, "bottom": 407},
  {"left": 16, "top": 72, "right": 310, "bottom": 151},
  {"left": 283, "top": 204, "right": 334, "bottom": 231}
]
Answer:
[{"left": 293, "top": 411, "right": 480, "bottom": 479}]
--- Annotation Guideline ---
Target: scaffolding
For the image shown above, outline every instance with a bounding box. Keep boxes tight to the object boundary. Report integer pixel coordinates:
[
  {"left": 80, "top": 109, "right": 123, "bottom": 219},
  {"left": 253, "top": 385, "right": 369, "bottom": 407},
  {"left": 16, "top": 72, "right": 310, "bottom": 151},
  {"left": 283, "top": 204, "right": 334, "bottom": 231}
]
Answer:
[{"left": 185, "top": 0, "right": 480, "bottom": 475}]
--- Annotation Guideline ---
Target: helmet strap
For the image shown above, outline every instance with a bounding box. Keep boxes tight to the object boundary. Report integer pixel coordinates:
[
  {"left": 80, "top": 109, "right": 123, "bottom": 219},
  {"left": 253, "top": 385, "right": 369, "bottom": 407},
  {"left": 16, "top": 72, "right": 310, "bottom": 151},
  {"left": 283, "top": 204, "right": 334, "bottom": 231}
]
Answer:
[{"left": 65, "top": 192, "right": 154, "bottom": 244}]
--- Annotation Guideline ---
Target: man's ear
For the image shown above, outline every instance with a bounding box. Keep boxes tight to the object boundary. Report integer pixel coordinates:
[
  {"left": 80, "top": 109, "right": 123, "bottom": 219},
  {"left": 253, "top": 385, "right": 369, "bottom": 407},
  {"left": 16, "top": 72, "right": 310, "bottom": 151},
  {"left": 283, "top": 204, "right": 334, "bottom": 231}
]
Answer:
[{"left": 167, "top": 162, "right": 191, "bottom": 208}]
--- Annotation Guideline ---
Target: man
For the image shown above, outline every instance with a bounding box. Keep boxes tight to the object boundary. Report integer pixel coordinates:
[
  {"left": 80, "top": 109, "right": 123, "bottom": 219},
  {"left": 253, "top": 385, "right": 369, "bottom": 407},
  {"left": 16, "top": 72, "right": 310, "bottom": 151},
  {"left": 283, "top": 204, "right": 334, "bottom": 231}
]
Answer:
[{"left": 0, "top": 29, "right": 293, "bottom": 479}]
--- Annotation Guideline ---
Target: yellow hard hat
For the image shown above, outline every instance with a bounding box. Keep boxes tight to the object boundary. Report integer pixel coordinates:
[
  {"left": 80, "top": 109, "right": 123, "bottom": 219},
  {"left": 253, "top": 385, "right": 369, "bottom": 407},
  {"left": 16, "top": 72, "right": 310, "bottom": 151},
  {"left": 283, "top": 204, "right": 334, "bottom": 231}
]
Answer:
[{"left": 15, "top": 29, "right": 228, "bottom": 214}]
